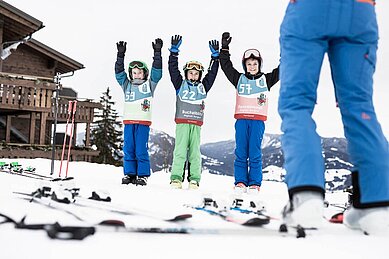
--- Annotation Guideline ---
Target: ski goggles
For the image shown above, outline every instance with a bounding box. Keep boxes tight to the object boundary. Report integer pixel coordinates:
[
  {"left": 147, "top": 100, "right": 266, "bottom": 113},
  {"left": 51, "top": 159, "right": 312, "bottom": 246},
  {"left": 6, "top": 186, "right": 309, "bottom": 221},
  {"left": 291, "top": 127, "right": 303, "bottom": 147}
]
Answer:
[
  {"left": 183, "top": 61, "right": 204, "bottom": 71},
  {"left": 129, "top": 61, "right": 147, "bottom": 69},
  {"left": 243, "top": 49, "right": 261, "bottom": 59}
]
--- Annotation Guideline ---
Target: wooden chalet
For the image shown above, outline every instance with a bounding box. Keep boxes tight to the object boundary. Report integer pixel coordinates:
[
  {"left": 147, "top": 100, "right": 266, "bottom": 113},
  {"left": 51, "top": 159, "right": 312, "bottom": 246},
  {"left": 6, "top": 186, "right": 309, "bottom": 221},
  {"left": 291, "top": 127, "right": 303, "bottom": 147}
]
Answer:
[{"left": 0, "top": 1, "right": 100, "bottom": 161}]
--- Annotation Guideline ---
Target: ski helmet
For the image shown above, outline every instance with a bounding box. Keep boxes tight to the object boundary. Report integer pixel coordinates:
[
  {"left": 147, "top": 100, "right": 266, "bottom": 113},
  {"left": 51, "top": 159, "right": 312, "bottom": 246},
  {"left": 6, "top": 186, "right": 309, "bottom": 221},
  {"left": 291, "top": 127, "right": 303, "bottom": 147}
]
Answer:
[
  {"left": 183, "top": 60, "right": 204, "bottom": 81},
  {"left": 242, "top": 49, "right": 262, "bottom": 74},
  {"left": 128, "top": 61, "right": 149, "bottom": 80}
]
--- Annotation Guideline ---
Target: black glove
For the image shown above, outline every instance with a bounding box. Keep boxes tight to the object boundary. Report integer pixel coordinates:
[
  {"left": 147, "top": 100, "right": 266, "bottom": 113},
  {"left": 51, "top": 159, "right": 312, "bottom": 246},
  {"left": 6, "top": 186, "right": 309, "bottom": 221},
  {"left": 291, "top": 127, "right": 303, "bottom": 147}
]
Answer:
[
  {"left": 209, "top": 40, "right": 219, "bottom": 58},
  {"left": 221, "top": 32, "right": 232, "bottom": 50},
  {"left": 116, "top": 41, "right": 127, "bottom": 57},
  {"left": 171, "top": 35, "right": 182, "bottom": 46},
  {"left": 152, "top": 38, "right": 163, "bottom": 52}
]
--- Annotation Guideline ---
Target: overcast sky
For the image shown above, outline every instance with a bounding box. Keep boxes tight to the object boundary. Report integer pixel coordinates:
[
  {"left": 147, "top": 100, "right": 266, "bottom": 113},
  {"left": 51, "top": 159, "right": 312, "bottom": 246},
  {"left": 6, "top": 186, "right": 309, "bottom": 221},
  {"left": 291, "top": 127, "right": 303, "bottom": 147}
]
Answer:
[{"left": 6, "top": 0, "right": 389, "bottom": 143}]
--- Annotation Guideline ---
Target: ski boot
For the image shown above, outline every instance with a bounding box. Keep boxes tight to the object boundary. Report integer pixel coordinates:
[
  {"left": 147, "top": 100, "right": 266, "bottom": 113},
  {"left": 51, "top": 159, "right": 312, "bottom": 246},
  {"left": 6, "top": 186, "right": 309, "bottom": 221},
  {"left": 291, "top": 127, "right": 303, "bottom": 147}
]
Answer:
[
  {"left": 282, "top": 191, "right": 324, "bottom": 228},
  {"left": 136, "top": 176, "right": 148, "bottom": 186},
  {"left": 234, "top": 182, "right": 247, "bottom": 194},
  {"left": 188, "top": 180, "right": 199, "bottom": 190},
  {"left": 247, "top": 185, "right": 260, "bottom": 195},
  {"left": 122, "top": 175, "right": 137, "bottom": 185},
  {"left": 170, "top": 179, "right": 182, "bottom": 189},
  {"left": 343, "top": 206, "right": 389, "bottom": 235}
]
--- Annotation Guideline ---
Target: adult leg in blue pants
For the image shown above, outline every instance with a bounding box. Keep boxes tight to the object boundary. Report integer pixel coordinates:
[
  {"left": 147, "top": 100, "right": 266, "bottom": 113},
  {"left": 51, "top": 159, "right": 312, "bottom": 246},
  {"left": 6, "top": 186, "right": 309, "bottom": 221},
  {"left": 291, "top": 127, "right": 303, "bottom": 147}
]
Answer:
[
  {"left": 329, "top": 39, "right": 389, "bottom": 206},
  {"left": 278, "top": 34, "right": 327, "bottom": 193},
  {"left": 279, "top": 0, "right": 389, "bottom": 233}
]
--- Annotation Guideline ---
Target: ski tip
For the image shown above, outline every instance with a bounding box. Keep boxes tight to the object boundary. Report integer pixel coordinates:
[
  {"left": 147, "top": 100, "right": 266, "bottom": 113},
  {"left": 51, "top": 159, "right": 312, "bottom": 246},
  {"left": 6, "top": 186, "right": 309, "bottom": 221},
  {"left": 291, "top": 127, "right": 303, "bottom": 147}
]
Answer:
[
  {"left": 51, "top": 177, "right": 75, "bottom": 182},
  {"left": 329, "top": 212, "right": 344, "bottom": 224},
  {"left": 99, "top": 219, "right": 126, "bottom": 227},
  {"left": 242, "top": 216, "right": 270, "bottom": 226},
  {"left": 168, "top": 214, "right": 193, "bottom": 222}
]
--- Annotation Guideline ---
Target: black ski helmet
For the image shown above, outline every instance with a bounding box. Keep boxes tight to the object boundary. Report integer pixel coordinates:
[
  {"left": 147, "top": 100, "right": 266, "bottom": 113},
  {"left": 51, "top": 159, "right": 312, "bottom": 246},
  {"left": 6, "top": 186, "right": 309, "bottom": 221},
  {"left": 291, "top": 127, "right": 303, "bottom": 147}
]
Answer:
[
  {"left": 242, "top": 49, "right": 263, "bottom": 73},
  {"left": 128, "top": 61, "right": 149, "bottom": 80},
  {"left": 183, "top": 60, "right": 204, "bottom": 81}
]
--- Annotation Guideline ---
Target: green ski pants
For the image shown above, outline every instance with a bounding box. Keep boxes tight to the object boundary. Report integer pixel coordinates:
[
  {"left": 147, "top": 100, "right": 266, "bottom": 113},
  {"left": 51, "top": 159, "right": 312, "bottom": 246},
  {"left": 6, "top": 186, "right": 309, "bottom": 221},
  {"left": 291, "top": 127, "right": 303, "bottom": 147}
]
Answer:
[{"left": 171, "top": 124, "right": 201, "bottom": 183}]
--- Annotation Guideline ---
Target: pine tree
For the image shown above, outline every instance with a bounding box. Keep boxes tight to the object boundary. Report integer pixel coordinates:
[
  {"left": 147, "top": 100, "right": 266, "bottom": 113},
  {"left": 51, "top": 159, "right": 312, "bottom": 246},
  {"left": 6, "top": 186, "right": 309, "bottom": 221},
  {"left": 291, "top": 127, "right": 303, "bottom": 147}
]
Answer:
[{"left": 91, "top": 87, "right": 123, "bottom": 166}]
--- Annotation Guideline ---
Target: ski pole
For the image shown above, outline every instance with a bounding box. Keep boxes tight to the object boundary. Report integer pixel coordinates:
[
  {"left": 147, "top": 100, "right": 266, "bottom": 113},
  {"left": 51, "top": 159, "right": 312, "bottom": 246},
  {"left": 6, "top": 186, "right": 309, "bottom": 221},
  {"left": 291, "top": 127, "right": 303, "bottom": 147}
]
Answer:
[
  {"left": 65, "top": 101, "right": 77, "bottom": 178},
  {"left": 58, "top": 101, "right": 73, "bottom": 178}
]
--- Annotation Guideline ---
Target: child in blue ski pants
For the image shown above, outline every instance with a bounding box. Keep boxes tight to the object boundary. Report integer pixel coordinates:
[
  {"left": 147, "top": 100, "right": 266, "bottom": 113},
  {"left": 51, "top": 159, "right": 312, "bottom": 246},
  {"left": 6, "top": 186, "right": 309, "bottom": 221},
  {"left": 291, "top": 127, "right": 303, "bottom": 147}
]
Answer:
[{"left": 123, "top": 124, "right": 150, "bottom": 177}]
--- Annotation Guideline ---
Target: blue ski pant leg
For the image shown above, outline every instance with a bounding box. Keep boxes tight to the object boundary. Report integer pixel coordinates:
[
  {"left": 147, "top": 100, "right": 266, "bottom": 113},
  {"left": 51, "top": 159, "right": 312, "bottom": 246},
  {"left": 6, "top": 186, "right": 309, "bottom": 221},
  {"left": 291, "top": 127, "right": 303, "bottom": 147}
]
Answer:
[
  {"left": 123, "top": 124, "right": 137, "bottom": 176},
  {"left": 279, "top": 1, "right": 328, "bottom": 191},
  {"left": 280, "top": 0, "right": 389, "bottom": 203},
  {"left": 135, "top": 124, "right": 151, "bottom": 177},
  {"left": 234, "top": 119, "right": 249, "bottom": 185},
  {"left": 327, "top": 4, "right": 389, "bottom": 204},
  {"left": 248, "top": 120, "right": 265, "bottom": 186}
]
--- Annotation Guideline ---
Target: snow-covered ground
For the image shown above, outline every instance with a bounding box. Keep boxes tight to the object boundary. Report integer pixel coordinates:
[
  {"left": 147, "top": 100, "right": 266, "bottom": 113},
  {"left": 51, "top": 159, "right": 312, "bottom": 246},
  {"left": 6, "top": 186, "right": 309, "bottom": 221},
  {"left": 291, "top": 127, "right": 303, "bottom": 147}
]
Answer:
[{"left": 0, "top": 158, "right": 388, "bottom": 259}]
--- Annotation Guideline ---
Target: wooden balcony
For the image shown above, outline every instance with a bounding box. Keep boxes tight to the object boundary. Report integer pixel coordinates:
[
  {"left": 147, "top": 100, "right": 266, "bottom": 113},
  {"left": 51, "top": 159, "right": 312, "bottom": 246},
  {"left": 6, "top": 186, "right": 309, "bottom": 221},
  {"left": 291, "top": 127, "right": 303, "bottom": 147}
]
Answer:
[
  {"left": 0, "top": 72, "right": 101, "bottom": 160},
  {"left": 0, "top": 73, "right": 101, "bottom": 123},
  {"left": 0, "top": 72, "right": 55, "bottom": 113}
]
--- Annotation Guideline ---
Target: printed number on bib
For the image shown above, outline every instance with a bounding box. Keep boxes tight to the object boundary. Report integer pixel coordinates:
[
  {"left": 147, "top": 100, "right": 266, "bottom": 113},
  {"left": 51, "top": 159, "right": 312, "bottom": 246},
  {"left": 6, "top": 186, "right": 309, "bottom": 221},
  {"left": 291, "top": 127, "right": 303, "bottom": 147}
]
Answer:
[
  {"left": 126, "top": 92, "right": 136, "bottom": 101},
  {"left": 182, "top": 90, "right": 196, "bottom": 101},
  {"left": 239, "top": 84, "right": 252, "bottom": 94}
]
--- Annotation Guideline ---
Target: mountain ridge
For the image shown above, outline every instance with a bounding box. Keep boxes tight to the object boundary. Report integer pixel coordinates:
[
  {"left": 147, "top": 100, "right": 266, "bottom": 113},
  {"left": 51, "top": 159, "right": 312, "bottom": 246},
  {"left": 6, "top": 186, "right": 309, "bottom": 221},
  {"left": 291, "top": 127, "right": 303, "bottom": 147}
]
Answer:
[{"left": 149, "top": 129, "right": 353, "bottom": 191}]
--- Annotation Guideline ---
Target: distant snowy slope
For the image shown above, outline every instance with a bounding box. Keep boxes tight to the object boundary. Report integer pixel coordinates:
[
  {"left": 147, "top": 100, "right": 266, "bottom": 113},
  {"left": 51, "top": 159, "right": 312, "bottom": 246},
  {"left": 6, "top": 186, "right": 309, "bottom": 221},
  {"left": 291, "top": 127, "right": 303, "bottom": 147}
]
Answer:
[{"left": 69, "top": 129, "right": 355, "bottom": 191}]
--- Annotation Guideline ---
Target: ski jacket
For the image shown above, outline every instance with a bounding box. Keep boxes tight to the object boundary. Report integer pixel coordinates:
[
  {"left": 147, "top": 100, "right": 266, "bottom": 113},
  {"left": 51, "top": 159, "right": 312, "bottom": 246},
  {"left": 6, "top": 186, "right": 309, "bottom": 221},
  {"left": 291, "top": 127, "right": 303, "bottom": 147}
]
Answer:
[
  {"left": 115, "top": 52, "right": 162, "bottom": 125},
  {"left": 168, "top": 52, "right": 219, "bottom": 126},
  {"left": 220, "top": 49, "right": 279, "bottom": 121}
]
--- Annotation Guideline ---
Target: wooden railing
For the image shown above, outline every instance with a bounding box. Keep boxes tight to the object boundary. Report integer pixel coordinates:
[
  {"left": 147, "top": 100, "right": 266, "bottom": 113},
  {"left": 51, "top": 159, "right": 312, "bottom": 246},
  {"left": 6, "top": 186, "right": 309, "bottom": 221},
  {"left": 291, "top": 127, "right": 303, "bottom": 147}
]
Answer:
[
  {"left": 0, "top": 73, "right": 101, "bottom": 123},
  {"left": 48, "top": 99, "right": 101, "bottom": 123},
  {"left": 0, "top": 73, "right": 55, "bottom": 112},
  {"left": 0, "top": 143, "right": 100, "bottom": 162},
  {"left": 0, "top": 73, "right": 102, "bottom": 161}
]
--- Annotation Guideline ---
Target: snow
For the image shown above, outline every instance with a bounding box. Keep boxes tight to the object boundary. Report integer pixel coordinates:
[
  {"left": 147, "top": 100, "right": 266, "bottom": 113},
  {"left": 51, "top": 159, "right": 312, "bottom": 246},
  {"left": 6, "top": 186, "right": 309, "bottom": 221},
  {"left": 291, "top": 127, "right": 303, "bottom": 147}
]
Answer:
[
  {"left": 327, "top": 158, "right": 354, "bottom": 168},
  {"left": 0, "top": 158, "right": 388, "bottom": 259}
]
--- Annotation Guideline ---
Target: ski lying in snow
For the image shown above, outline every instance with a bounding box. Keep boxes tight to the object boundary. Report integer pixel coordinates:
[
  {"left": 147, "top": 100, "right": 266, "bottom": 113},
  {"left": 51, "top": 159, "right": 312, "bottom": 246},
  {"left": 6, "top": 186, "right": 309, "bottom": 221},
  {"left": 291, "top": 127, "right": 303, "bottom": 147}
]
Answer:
[
  {"left": 0, "top": 211, "right": 305, "bottom": 241},
  {"left": 13, "top": 187, "right": 192, "bottom": 223},
  {"left": 186, "top": 197, "right": 313, "bottom": 238},
  {"left": 54, "top": 187, "right": 192, "bottom": 222},
  {"left": 0, "top": 212, "right": 188, "bottom": 240},
  {"left": 0, "top": 168, "right": 50, "bottom": 181},
  {"left": 186, "top": 197, "right": 271, "bottom": 226},
  {"left": 0, "top": 162, "right": 73, "bottom": 182}
]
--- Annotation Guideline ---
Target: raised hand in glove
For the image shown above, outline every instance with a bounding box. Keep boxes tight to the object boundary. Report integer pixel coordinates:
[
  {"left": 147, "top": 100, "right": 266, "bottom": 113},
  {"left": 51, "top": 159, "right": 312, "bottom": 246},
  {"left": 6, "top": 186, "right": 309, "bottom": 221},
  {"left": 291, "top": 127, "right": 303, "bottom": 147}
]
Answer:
[
  {"left": 169, "top": 35, "right": 182, "bottom": 53},
  {"left": 209, "top": 40, "right": 219, "bottom": 58},
  {"left": 116, "top": 41, "right": 127, "bottom": 57},
  {"left": 152, "top": 38, "right": 163, "bottom": 52},
  {"left": 221, "top": 32, "right": 232, "bottom": 49}
]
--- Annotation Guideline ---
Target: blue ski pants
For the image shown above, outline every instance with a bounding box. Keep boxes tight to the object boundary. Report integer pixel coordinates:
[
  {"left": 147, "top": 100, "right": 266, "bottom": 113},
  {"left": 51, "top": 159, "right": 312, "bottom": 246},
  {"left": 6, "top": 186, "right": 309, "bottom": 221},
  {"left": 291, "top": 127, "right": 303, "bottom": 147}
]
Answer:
[
  {"left": 279, "top": 0, "right": 389, "bottom": 205},
  {"left": 123, "top": 124, "right": 150, "bottom": 177},
  {"left": 234, "top": 119, "right": 265, "bottom": 186}
]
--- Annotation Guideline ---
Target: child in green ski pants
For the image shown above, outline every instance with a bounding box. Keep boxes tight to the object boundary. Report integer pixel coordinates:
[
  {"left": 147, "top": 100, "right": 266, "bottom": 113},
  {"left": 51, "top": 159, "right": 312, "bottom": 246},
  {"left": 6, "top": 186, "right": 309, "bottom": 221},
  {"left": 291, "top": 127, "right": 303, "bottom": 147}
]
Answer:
[{"left": 168, "top": 35, "right": 219, "bottom": 189}]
